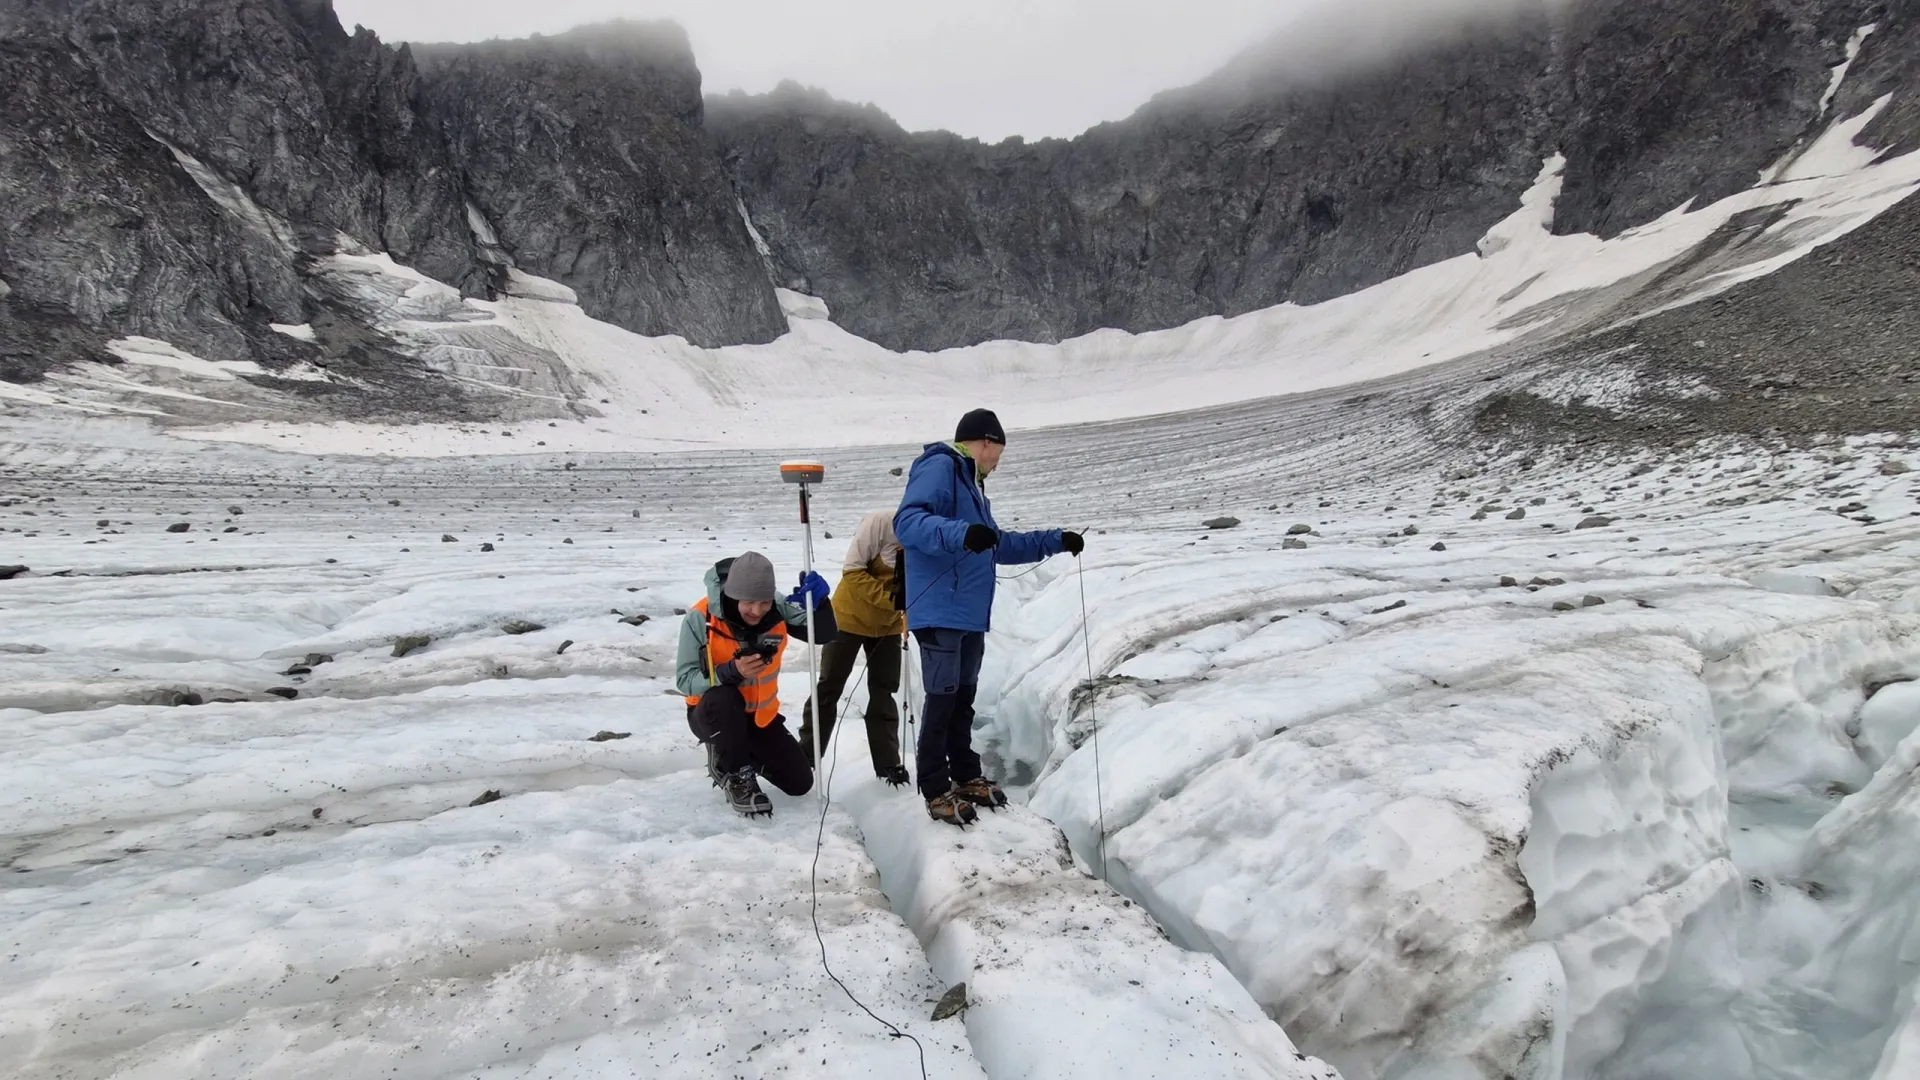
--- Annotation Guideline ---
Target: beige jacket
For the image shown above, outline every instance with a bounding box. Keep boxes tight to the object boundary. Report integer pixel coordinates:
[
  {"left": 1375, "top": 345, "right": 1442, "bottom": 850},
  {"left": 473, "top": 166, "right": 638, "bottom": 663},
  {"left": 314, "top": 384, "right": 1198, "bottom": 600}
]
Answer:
[{"left": 832, "top": 510, "right": 905, "bottom": 638}]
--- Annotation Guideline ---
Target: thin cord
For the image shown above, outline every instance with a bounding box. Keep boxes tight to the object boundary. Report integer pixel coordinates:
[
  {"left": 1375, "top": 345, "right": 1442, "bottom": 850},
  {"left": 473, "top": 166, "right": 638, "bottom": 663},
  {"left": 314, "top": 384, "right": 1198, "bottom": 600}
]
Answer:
[
  {"left": 1077, "top": 560, "right": 1108, "bottom": 882},
  {"left": 796, "top": 541, "right": 1046, "bottom": 1073},
  {"left": 807, "top": 653, "right": 930, "bottom": 1079}
]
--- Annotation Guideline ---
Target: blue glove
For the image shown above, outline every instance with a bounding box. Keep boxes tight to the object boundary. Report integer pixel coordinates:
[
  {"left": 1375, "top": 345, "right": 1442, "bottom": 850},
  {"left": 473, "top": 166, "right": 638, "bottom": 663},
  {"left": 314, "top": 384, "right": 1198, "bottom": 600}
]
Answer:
[{"left": 788, "top": 570, "right": 831, "bottom": 612}]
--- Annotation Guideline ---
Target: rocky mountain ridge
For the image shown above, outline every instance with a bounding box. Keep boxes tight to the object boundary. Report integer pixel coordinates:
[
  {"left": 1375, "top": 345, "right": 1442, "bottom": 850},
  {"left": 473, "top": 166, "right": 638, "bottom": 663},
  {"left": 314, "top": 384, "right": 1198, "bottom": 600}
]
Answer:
[
  {"left": 712, "top": 0, "right": 1920, "bottom": 349},
  {"left": 1, "top": 0, "right": 1917, "bottom": 404}
]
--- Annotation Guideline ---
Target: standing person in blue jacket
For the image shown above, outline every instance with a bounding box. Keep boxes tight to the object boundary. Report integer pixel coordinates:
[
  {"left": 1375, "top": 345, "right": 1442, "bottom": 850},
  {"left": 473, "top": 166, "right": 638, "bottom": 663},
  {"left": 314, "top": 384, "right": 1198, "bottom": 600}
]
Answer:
[{"left": 894, "top": 408, "right": 1085, "bottom": 826}]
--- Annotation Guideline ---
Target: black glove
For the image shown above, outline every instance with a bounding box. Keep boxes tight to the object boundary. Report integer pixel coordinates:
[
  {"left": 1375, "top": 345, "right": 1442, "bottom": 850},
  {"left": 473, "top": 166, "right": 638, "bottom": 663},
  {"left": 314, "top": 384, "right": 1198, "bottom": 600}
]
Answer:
[
  {"left": 963, "top": 524, "right": 999, "bottom": 553},
  {"left": 1061, "top": 531, "right": 1085, "bottom": 556},
  {"left": 714, "top": 659, "right": 744, "bottom": 686},
  {"left": 890, "top": 550, "right": 907, "bottom": 611}
]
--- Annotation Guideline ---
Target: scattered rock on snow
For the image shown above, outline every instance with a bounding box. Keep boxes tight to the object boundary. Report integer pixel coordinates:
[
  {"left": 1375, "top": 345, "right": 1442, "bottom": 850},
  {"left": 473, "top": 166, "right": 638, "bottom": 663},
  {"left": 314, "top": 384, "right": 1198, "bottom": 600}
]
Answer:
[
  {"left": 932, "top": 983, "right": 969, "bottom": 1022},
  {"left": 1582, "top": 595, "right": 1606, "bottom": 607},
  {"left": 588, "top": 730, "right": 631, "bottom": 742},
  {"left": 889, "top": 466, "right": 904, "bottom": 477},
  {"left": 1506, "top": 508, "right": 1527, "bottom": 520},
  {"left": 563, "top": 538, "right": 574, "bottom": 545},
  {"left": 1576, "top": 515, "right": 1616, "bottom": 530},
  {"left": 468, "top": 790, "right": 502, "bottom": 807},
  {"left": 1500, "top": 576, "right": 1519, "bottom": 587},
  {"left": 281, "top": 664, "right": 312, "bottom": 676},
  {"left": 441, "top": 534, "right": 457, "bottom": 543},
  {"left": 1882, "top": 460, "right": 1911, "bottom": 476},
  {"left": 1530, "top": 576, "right": 1566, "bottom": 587},
  {"left": 391, "top": 635, "right": 431, "bottom": 658},
  {"left": 1370, "top": 599, "right": 1409, "bottom": 615},
  {"left": 1402, "top": 524, "right": 1420, "bottom": 536},
  {"left": 1282, "top": 537, "right": 1308, "bottom": 550},
  {"left": 1430, "top": 542, "right": 1447, "bottom": 551},
  {"left": 556, "top": 639, "right": 574, "bottom": 655},
  {"left": 223, "top": 526, "right": 239, "bottom": 533},
  {"left": 480, "top": 542, "right": 495, "bottom": 552},
  {"left": 227, "top": 506, "right": 243, "bottom": 515},
  {"left": 618, "top": 613, "right": 651, "bottom": 626},
  {"left": 501, "top": 620, "right": 545, "bottom": 635},
  {"left": 166, "top": 522, "right": 190, "bottom": 533},
  {"left": 304, "top": 653, "right": 334, "bottom": 667},
  {"left": 266, "top": 686, "right": 299, "bottom": 699},
  {"left": 0, "top": 565, "right": 28, "bottom": 580},
  {"left": 1471, "top": 511, "right": 1488, "bottom": 520},
  {"left": 1287, "top": 523, "right": 1313, "bottom": 535},
  {"left": 168, "top": 690, "right": 204, "bottom": 707},
  {"left": 1202, "top": 516, "right": 1241, "bottom": 530},
  {"left": 1552, "top": 601, "right": 1578, "bottom": 612},
  {"left": 389, "top": 499, "right": 401, "bottom": 506}
]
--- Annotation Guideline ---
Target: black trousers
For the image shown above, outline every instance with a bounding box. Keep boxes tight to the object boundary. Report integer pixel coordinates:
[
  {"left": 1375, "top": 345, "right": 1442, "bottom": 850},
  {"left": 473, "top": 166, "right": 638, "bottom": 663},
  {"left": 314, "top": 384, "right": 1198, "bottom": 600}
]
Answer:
[
  {"left": 798, "top": 630, "right": 904, "bottom": 772},
  {"left": 687, "top": 685, "right": 813, "bottom": 796}
]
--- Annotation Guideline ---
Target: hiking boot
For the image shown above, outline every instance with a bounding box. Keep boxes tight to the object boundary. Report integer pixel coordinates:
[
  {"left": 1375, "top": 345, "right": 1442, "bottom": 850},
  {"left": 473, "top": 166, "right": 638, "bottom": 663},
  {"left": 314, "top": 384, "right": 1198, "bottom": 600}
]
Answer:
[
  {"left": 724, "top": 766, "right": 772, "bottom": 818},
  {"left": 877, "top": 764, "right": 911, "bottom": 788},
  {"left": 954, "top": 777, "right": 1008, "bottom": 810},
  {"left": 926, "top": 790, "right": 978, "bottom": 827},
  {"left": 705, "top": 742, "right": 724, "bottom": 788}
]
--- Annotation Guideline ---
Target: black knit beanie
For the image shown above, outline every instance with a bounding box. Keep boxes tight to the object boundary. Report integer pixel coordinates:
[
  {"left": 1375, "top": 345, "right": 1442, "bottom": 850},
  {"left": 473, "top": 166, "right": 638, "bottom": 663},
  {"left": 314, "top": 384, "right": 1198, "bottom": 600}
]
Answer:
[{"left": 954, "top": 408, "right": 1006, "bottom": 445}]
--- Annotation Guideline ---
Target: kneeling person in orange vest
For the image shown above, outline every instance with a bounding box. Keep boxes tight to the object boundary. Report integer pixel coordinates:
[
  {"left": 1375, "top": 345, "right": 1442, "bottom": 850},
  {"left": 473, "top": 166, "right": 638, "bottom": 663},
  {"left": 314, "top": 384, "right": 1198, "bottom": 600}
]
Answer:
[{"left": 675, "top": 551, "right": 837, "bottom": 818}]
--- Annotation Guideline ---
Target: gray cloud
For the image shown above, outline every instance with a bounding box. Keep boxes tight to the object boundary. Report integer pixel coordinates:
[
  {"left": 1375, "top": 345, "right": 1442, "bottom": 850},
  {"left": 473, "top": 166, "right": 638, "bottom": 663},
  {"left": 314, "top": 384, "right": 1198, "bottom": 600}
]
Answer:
[{"left": 334, "top": 0, "right": 1550, "bottom": 140}]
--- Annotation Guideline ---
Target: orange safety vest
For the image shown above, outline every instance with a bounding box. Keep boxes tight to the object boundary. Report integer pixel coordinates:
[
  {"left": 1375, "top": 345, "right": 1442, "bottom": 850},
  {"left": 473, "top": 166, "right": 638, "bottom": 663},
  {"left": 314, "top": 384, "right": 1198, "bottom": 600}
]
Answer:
[{"left": 684, "top": 597, "right": 788, "bottom": 728}]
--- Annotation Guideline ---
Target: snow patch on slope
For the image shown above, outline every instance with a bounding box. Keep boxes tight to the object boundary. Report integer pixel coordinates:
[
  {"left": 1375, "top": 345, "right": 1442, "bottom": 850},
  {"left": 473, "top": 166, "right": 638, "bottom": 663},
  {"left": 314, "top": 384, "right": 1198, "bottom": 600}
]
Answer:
[
  {"left": 106, "top": 336, "right": 264, "bottom": 381},
  {"left": 150, "top": 132, "right": 298, "bottom": 256},
  {"left": 152, "top": 137, "right": 1920, "bottom": 457},
  {"left": 1820, "top": 24, "right": 1879, "bottom": 117}
]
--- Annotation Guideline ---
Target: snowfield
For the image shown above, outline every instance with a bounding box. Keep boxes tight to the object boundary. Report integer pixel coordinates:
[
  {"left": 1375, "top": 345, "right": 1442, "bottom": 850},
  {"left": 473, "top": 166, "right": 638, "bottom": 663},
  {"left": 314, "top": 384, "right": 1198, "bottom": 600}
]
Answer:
[{"left": 3, "top": 401, "right": 1917, "bottom": 1079}]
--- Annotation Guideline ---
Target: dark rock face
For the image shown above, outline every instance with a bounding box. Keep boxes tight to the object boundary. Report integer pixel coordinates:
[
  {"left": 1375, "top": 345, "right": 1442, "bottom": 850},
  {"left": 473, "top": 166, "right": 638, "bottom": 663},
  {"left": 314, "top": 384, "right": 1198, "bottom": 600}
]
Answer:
[
  {"left": 62, "top": 0, "right": 479, "bottom": 291},
  {"left": 0, "top": 28, "right": 298, "bottom": 370},
  {"left": 415, "top": 24, "right": 784, "bottom": 346},
  {"left": 713, "top": 0, "right": 1914, "bottom": 351},
  {"left": 4, "top": 0, "right": 1917, "bottom": 378},
  {"left": 1552, "top": 0, "right": 1862, "bottom": 236},
  {"left": 710, "top": 21, "right": 1559, "bottom": 351},
  {"left": 0, "top": 0, "right": 780, "bottom": 388}
]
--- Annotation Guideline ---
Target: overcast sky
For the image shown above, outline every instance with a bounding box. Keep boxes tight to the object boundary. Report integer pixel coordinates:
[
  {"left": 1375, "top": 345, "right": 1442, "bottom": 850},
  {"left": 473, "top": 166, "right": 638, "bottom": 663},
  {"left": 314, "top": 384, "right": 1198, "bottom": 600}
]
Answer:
[{"left": 331, "top": 0, "right": 1296, "bottom": 141}]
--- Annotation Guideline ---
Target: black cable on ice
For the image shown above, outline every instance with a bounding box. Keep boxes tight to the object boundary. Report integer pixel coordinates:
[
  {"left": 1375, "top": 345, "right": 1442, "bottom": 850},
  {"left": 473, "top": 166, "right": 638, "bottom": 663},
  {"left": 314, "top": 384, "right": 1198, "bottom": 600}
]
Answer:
[{"left": 807, "top": 656, "right": 930, "bottom": 1080}]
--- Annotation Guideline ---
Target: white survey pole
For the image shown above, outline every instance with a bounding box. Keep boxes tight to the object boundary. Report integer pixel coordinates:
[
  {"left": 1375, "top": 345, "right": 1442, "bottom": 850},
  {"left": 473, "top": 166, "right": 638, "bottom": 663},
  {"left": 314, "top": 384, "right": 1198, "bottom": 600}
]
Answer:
[
  {"left": 781, "top": 461, "right": 828, "bottom": 803},
  {"left": 901, "top": 632, "right": 916, "bottom": 782}
]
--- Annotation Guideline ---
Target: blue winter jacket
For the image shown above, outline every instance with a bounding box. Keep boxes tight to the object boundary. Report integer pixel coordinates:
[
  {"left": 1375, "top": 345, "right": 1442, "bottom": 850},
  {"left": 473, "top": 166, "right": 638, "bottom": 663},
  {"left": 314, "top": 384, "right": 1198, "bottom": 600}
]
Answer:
[{"left": 894, "top": 442, "right": 1063, "bottom": 632}]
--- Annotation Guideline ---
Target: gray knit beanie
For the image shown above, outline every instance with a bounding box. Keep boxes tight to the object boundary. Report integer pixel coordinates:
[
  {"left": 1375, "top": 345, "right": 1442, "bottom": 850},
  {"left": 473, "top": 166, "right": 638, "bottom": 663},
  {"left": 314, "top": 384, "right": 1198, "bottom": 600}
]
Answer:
[{"left": 722, "top": 551, "right": 778, "bottom": 602}]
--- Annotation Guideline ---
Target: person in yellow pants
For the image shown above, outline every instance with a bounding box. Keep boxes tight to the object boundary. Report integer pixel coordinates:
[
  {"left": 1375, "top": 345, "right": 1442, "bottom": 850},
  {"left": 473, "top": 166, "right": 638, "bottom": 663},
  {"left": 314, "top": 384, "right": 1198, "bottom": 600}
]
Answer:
[{"left": 799, "top": 509, "right": 911, "bottom": 785}]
